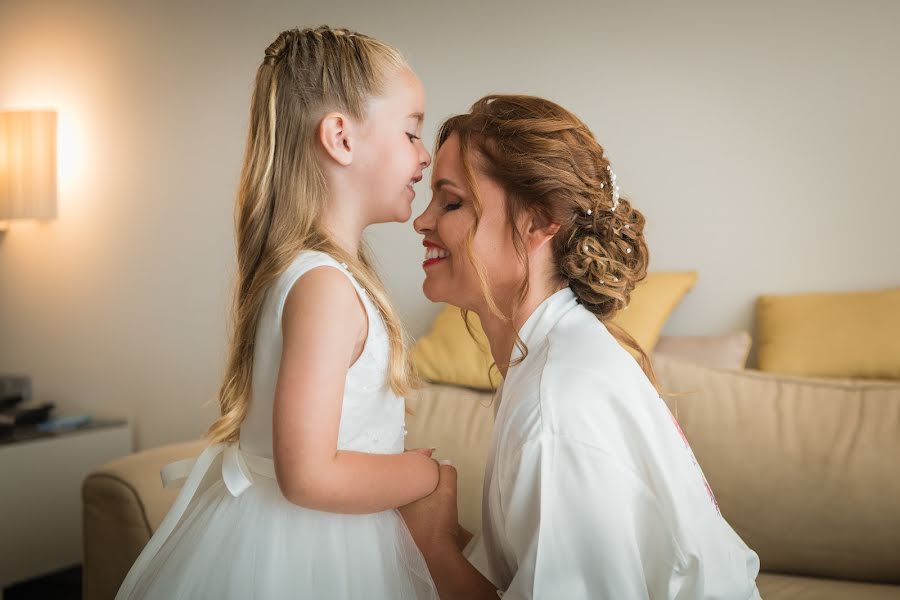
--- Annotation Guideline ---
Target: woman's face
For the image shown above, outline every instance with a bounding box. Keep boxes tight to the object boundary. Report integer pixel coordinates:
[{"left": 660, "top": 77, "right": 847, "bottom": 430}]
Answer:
[{"left": 413, "top": 133, "right": 525, "bottom": 312}]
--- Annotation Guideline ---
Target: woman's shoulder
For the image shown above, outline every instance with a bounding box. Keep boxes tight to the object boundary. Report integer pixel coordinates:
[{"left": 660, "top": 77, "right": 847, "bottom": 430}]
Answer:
[
  {"left": 537, "top": 307, "right": 660, "bottom": 434},
  {"left": 546, "top": 304, "right": 637, "bottom": 376}
]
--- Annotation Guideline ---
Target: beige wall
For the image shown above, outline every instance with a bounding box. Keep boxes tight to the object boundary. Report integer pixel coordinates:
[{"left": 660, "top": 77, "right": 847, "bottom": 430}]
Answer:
[{"left": 1, "top": 0, "right": 898, "bottom": 450}]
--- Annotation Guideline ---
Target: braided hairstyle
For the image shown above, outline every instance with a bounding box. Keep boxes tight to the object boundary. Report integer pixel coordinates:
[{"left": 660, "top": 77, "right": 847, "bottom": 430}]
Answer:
[
  {"left": 437, "top": 95, "right": 658, "bottom": 389},
  {"left": 208, "top": 26, "right": 415, "bottom": 444}
]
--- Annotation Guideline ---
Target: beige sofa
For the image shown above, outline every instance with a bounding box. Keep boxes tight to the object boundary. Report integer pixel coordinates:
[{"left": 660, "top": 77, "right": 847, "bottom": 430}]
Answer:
[{"left": 82, "top": 354, "right": 900, "bottom": 599}]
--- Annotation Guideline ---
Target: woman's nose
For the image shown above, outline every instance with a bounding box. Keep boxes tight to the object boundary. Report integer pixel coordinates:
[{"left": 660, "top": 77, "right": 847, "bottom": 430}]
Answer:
[{"left": 413, "top": 205, "right": 433, "bottom": 234}]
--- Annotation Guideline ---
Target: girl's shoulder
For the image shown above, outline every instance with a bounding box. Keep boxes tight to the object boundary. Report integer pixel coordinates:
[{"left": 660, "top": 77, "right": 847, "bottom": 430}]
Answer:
[
  {"left": 285, "top": 249, "right": 345, "bottom": 275},
  {"left": 271, "top": 250, "right": 359, "bottom": 320}
]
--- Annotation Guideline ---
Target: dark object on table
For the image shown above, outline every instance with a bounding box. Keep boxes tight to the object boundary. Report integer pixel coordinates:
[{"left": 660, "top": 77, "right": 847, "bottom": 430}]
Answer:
[
  {"left": 0, "top": 402, "right": 55, "bottom": 426},
  {"left": 0, "top": 375, "right": 32, "bottom": 404},
  {"left": 1, "top": 393, "right": 25, "bottom": 410},
  {"left": 37, "top": 414, "right": 93, "bottom": 432}
]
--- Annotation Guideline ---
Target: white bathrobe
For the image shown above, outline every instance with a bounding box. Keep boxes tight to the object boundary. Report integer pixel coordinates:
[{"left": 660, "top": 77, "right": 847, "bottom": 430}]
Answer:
[{"left": 464, "top": 288, "right": 761, "bottom": 599}]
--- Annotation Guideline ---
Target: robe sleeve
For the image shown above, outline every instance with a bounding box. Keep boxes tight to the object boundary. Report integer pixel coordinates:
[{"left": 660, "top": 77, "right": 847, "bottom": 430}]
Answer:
[{"left": 498, "top": 435, "right": 686, "bottom": 599}]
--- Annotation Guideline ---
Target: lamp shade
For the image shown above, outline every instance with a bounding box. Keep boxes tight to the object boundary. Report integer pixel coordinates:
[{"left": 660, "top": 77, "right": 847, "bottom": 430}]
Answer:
[{"left": 0, "top": 110, "right": 57, "bottom": 220}]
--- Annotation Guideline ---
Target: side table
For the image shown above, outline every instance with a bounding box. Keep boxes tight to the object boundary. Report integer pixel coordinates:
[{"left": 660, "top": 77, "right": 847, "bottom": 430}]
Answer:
[{"left": 0, "top": 421, "right": 132, "bottom": 598}]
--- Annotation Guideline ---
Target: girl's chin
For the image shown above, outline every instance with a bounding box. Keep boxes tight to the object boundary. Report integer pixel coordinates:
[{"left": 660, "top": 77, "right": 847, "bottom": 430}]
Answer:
[{"left": 393, "top": 206, "right": 413, "bottom": 223}]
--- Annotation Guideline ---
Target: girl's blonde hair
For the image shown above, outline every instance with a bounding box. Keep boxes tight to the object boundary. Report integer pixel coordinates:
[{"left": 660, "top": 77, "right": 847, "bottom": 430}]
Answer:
[
  {"left": 207, "top": 26, "right": 416, "bottom": 444},
  {"left": 437, "top": 94, "right": 659, "bottom": 391}
]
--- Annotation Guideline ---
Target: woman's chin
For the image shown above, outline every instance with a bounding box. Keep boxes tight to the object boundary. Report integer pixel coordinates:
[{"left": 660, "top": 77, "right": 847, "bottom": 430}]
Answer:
[
  {"left": 421, "top": 280, "right": 444, "bottom": 303},
  {"left": 422, "top": 278, "right": 459, "bottom": 305}
]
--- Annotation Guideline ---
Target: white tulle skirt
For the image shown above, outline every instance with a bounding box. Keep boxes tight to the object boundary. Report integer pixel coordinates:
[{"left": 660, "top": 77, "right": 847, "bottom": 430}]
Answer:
[{"left": 116, "top": 444, "right": 437, "bottom": 599}]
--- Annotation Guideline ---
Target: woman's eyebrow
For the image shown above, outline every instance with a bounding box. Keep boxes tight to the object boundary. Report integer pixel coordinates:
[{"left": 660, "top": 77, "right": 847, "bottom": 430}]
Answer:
[{"left": 433, "top": 178, "right": 460, "bottom": 191}]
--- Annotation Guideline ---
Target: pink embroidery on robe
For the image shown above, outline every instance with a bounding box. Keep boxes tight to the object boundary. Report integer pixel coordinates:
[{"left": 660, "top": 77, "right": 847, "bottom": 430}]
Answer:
[{"left": 667, "top": 406, "right": 721, "bottom": 515}]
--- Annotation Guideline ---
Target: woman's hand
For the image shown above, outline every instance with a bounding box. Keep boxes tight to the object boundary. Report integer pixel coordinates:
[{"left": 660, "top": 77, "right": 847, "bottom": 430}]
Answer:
[
  {"left": 401, "top": 465, "right": 499, "bottom": 599},
  {"left": 399, "top": 463, "right": 461, "bottom": 558}
]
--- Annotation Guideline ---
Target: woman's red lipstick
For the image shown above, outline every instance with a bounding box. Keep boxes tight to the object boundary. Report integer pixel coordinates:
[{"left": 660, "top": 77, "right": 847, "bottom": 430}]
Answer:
[{"left": 422, "top": 240, "right": 449, "bottom": 269}]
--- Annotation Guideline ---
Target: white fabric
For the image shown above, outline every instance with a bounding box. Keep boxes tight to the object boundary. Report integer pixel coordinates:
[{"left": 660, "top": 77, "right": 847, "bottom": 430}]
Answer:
[
  {"left": 464, "top": 288, "right": 761, "bottom": 599},
  {"left": 116, "top": 250, "right": 437, "bottom": 599}
]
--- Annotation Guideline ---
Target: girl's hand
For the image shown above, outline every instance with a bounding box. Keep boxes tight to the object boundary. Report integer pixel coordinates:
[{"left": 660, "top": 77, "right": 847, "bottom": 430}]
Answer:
[
  {"left": 406, "top": 447, "right": 436, "bottom": 458},
  {"left": 399, "top": 463, "right": 460, "bottom": 558}
]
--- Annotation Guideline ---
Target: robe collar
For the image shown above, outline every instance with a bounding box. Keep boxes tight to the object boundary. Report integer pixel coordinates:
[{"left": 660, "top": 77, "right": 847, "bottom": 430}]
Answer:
[{"left": 510, "top": 286, "right": 578, "bottom": 364}]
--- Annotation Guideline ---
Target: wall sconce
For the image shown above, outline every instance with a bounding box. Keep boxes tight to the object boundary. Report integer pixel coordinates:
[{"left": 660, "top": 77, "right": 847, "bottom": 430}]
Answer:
[{"left": 0, "top": 110, "right": 58, "bottom": 232}]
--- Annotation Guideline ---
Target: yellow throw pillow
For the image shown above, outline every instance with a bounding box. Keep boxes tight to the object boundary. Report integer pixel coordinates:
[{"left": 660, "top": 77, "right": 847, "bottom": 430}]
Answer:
[
  {"left": 411, "top": 306, "right": 498, "bottom": 390},
  {"left": 411, "top": 271, "right": 697, "bottom": 390},
  {"left": 610, "top": 271, "right": 698, "bottom": 353},
  {"left": 756, "top": 287, "right": 900, "bottom": 379}
]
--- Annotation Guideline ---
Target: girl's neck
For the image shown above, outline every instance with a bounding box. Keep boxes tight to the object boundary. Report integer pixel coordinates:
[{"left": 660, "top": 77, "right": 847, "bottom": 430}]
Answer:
[{"left": 321, "top": 202, "right": 366, "bottom": 257}]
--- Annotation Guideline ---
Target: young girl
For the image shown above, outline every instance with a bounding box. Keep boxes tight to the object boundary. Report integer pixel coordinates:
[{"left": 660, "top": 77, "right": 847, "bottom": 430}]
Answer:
[
  {"left": 403, "top": 95, "right": 761, "bottom": 599},
  {"left": 116, "top": 26, "right": 439, "bottom": 599}
]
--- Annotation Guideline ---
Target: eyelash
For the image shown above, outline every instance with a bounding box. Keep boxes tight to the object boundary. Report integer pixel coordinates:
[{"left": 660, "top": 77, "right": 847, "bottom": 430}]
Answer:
[
  {"left": 444, "top": 200, "right": 462, "bottom": 211},
  {"left": 406, "top": 133, "right": 421, "bottom": 142}
]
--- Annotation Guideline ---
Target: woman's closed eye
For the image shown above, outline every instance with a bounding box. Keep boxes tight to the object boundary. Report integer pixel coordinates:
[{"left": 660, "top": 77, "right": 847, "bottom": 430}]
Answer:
[{"left": 443, "top": 199, "right": 462, "bottom": 211}]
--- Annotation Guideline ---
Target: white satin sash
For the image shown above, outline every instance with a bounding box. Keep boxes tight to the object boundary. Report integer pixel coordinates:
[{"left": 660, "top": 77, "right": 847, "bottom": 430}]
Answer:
[{"left": 115, "top": 443, "right": 275, "bottom": 599}]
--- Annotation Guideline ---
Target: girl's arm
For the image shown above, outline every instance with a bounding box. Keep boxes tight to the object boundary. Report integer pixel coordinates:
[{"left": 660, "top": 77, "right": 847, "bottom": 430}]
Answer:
[{"left": 272, "top": 266, "right": 438, "bottom": 513}]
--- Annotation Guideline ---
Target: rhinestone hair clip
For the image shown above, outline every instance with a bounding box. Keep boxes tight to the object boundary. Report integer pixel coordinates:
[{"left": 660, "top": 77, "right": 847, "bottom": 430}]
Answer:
[{"left": 587, "top": 156, "right": 621, "bottom": 216}]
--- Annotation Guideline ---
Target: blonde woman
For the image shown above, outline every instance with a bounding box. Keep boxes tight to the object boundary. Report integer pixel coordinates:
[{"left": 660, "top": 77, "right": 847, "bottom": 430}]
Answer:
[
  {"left": 402, "top": 95, "right": 761, "bottom": 599},
  {"left": 116, "top": 26, "right": 439, "bottom": 599}
]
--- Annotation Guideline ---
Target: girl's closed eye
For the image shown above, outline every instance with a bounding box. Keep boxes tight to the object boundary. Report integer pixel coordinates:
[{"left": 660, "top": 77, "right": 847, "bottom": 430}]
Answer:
[{"left": 406, "top": 133, "right": 421, "bottom": 143}]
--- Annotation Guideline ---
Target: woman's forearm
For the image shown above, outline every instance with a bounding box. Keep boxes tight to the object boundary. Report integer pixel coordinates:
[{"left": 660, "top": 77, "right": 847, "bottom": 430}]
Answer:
[
  {"left": 425, "top": 543, "right": 498, "bottom": 600},
  {"left": 457, "top": 526, "right": 474, "bottom": 551},
  {"left": 282, "top": 450, "right": 438, "bottom": 513}
]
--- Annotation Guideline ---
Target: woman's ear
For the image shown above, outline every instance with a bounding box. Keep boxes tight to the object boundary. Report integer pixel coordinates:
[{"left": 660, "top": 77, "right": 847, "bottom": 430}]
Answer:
[
  {"left": 318, "top": 112, "right": 354, "bottom": 166},
  {"left": 523, "top": 212, "right": 560, "bottom": 254}
]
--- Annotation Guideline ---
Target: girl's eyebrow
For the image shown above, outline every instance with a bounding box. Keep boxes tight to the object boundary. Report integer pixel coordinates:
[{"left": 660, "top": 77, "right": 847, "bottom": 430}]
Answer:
[{"left": 407, "top": 112, "right": 424, "bottom": 122}]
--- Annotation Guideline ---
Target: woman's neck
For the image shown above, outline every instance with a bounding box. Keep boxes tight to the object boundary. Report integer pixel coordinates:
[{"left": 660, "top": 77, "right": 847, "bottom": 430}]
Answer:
[{"left": 476, "top": 277, "right": 566, "bottom": 379}]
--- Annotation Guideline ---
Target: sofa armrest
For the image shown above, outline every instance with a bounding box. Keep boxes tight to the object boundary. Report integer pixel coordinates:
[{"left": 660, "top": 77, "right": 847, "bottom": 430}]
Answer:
[{"left": 82, "top": 439, "right": 206, "bottom": 600}]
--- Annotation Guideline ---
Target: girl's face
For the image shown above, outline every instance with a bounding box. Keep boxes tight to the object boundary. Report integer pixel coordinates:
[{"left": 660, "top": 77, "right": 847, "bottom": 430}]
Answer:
[
  {"left": 413, "top": 133, "right": 525, "bottom": 312},
  {"left": 356, "top": 68, "right": 432, "bottom": 224}
]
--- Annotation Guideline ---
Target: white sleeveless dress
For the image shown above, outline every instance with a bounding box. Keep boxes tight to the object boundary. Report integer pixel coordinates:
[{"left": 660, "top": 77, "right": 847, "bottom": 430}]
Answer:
[{"left": 116, "top": 250, "right": 438, "bottom": 599}]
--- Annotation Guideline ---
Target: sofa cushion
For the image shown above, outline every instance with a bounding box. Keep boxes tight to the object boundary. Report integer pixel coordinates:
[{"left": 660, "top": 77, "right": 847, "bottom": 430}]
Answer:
[
  {"left": 653, "top": 331, "right": 752, "bottom": 370},
  {"left": 756, "top": 287, "right": 900, "bottom": 379},
  {"left": 757, "top": 573, "right": 900, "bottom": 600},
  {"left": 412, "top": 271, "right": 697, "bottom": 390},
  {"left": 653, "top": 354, "right": 900, "bottom": 583}
]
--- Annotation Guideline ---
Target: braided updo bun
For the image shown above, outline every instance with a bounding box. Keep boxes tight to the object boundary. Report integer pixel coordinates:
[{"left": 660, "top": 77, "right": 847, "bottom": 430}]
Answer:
[{"left": 437, "top": 95, "right": 657, "bottom": 388}]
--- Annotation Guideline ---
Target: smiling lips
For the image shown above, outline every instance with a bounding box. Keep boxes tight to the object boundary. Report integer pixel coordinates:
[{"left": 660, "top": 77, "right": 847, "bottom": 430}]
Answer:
[
  {"left": 422, "top": 241, "right": 450, "bottom": 268},
  {"left": 407, "top": 174, "right": 423, "bottom": 196}
]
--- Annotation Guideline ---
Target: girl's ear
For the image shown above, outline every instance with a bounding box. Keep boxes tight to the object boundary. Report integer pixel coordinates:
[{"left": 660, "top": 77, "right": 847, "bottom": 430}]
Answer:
[{"left": 318, "top": 112, "right": 354, "bottom": 166}]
